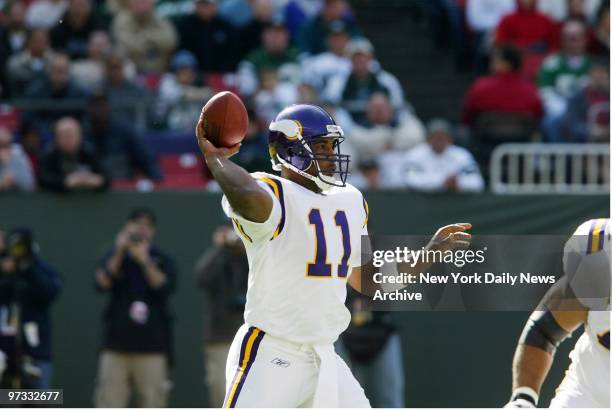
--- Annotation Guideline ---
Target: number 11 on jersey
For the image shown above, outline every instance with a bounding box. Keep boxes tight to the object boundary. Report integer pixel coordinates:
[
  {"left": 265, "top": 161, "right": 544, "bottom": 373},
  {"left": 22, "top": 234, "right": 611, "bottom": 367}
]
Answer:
[{"left": 307, "top": 208, "right": 351, "bottom": 278}]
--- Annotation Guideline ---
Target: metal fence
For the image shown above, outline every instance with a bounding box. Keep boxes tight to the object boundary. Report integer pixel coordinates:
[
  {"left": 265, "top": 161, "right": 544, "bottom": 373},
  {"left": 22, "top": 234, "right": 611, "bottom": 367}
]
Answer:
[{"left": 490, "top": 143, "right": 610, "bottom": 194}]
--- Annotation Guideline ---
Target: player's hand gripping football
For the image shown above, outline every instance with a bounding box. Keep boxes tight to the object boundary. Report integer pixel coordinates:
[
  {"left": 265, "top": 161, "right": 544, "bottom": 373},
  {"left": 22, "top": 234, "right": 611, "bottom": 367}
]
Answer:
[
  {"left": 427, "top": 223, "right": 472, "bottom": 253},
  {"left": 195, "top": 112, "right": 241, "bottom": 159}
]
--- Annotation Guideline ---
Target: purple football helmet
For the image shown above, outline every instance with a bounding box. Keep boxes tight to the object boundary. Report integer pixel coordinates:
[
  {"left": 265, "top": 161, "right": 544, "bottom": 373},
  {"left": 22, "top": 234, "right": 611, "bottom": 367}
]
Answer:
[{"left": 268, "top": 104, "right": 350, "bottom": 191}]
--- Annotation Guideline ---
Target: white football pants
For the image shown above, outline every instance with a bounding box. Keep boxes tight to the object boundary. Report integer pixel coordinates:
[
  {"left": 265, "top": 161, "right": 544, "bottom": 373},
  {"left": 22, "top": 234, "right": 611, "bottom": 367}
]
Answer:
[{"left": 223, "top": 324, "right": 371, "bottom": 408}]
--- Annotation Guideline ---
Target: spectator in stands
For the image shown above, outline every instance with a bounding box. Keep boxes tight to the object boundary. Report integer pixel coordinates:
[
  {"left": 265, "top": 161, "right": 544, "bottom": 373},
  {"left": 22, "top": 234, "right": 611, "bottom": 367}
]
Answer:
[
  {"left": 0, "top": 127, "right": 35, "bottom": 192},
  {"left": 298, "top": 0, "right": 359, "bottom": 55},
  {"left": 111, "top": 0, "right": 178, "bottom": 73},
  {"left": 495, "top": 0, "right": 559, "bottom": 53},
  {"left": 324, "top": 38, "right": 406, "bottom": 125},
  {"left": 391, "top": 119, "right": 484, "bottom": 192},
  {"left": 296, "top": 82, "right": 319, "bottom": 104},
  {"left": 84, "top": 92, "right": 162, "bottom": 181},
  {"left": 238, "top": 0, "right": 276, "bottom": 57},
  {"left": 0, "top": 0, "right": 28, "bottom": 96},
  {"left": 347, "top": 159, "right": 381, "bottom": 191},
  {"left": 538, "top": 19, "right": 591, "bottom": 142},
  {"left": 94, "top": 208, "right": 176, "bottom": 407},
  {"left": 561, "top": 58, "right": 609, "bottom": 142},
  {"left": 466, "top": 0, "right": 516, "bottom": 73},
  {"left": 156, "top": 50, "right": 212, "bottom": 132},
  {"left": 537, "top": 0, "right": 603, "bottom": 23},
  {"left": 231, "top": 107, "right": 272, "bottom": 173},
  {"left": 300, "top": 19, "right": 352, "bottom": 92},
  {"left": 588, "top": 2, "right": 609, "bottom": 56},
  {"left": 0, "top": 228, "right": 61, "bottom": 389},
  {"left": 463, "top": 45, "right": 543, "bottom": 126},
  {"left": 420, "top": 0, "right": 471, "bottom": 70},
  {"left": 254, "top": 68, "right": 298, "bottom": 125},
  {"left": 6, "top": 28, "right": 55, "bottom": 98},
  {"left": 22, "top": 53, "right": 87, "bottom": 135},
  {"left": 19, "top": 122, "right": 44, "bottom": 175},
  {"left": 350, "top": 92, "right": 425, "bottom": 164},
  {"left": 217, "top": 0, "right": 255, "bottom": 28},
  {"left": 194, "top": 224, "right": 248, "bottom": 407},
  {"left": 177, "top": 0, "right": 238, "bottom": 73},
  {"left": 71, "top": 31, "right": 111, "bottom": 92},
  {"left": 50, "top": 0, "right": 105, "bottom": 60},
  {"left": 38, "top": 116, "right": 109, "bottom": 192},
  {"left": 26, "top": 0, "right": 68, "bottom": 29},
  {"left": 237, "top": 19, "right": 300, "bottom": 96},
  {"left": 467, "top": 0, "right": 516, "bottom": 36},
  {"left": 102, "top": 51, "right": 148, "bottom": 127},
  {"left": 282, "top": 0, "right": 323, "bottom": 41},
  {"left": 105, "top": 0, "right": 130, "bottom": 16}
]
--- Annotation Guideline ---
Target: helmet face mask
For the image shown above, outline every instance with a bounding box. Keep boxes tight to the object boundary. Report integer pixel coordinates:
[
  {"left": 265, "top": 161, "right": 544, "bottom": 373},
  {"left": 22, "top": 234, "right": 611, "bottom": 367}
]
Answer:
[{"left": 268, "top": 105, "right": 350, "bottom": 191}]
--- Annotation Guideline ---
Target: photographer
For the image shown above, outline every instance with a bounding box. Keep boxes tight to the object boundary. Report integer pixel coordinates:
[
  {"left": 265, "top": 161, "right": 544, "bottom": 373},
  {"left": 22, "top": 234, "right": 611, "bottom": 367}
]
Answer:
[
  {"left": 0, "top": 228, "right": 62, "bottom": 389},
  {"left": 94, "top": 208, "right": 177, "bottom": 408},
  {"left": 194, "top": 224, "right": 248, "bottom": 407}
]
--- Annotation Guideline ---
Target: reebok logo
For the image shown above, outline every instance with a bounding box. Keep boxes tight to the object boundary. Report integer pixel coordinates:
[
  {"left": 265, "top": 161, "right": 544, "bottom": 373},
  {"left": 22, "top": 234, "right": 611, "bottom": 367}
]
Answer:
[{"left": 271, "top": 358, "right": 290, "bottom": 367}]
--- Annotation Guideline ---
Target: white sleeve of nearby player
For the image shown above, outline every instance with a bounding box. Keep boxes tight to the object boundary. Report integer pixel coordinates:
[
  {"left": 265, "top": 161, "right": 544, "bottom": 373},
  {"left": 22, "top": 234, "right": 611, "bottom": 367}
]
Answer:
[{"left": 221, "top": 179, "right": 282, "bottom": 243}]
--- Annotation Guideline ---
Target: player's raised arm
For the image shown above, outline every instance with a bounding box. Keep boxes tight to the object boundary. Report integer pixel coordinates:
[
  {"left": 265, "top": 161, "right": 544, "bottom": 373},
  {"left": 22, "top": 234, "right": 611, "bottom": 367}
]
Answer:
[{"left": 195, "top": 114, "right": 272, "bottom": 223}]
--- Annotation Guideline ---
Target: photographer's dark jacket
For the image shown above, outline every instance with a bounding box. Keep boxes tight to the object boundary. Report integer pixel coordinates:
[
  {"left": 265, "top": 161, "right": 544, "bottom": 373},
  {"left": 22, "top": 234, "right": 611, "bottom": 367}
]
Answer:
[
  {"left": 0, "top": 256, "right": 62, "bottom": 360},
  {"left": 97, "top": 246, "right": 176, "bottom": 354},
  {"left": 194, "top": 245, "right": 248, "bottom": 344}
]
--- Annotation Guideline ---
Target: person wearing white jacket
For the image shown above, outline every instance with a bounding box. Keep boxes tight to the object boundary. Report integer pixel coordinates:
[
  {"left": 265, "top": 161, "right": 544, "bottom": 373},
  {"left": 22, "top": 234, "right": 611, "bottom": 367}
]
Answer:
[
  {"left": 349, "top": 92, "right": 425, "bottom": 167},
  {"left": 386, "top": 118, "right": 485, "bottom": 192}
]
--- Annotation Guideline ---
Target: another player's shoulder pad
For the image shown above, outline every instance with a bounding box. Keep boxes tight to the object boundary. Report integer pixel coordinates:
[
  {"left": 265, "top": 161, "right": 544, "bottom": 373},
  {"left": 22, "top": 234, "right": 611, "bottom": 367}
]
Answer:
[{"left": 565, "top": 218, "right": 609, "bottom": 256}]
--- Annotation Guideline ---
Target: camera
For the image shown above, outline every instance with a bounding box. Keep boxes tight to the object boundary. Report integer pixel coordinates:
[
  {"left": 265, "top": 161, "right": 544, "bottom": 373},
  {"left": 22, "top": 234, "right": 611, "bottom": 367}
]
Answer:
[
  {"left": 128, "top": 232, "right": 145, "bottom": 244},
  {"left": 6, "top": 229, "right": 33, "bottom": 261}
]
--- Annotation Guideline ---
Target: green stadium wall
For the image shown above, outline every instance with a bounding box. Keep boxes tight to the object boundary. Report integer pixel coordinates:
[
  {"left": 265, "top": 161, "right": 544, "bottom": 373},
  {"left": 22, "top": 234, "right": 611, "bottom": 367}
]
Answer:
[{"left": 0, "top": 192, "right": 608, "bottom": 407}]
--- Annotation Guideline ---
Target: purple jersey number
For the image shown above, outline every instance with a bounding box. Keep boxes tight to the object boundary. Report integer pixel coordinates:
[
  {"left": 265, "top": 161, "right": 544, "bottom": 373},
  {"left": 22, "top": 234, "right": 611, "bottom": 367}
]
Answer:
[{"left": 307, "top": 209, "right": 351, "bottom": 278}]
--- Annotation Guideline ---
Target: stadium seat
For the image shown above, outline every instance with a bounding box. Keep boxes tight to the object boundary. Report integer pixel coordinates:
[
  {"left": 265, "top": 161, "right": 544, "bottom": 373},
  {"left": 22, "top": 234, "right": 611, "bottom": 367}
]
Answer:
[
  {"left": 471, "top": 112, "right": 537, "bottom": 179},
  {"left": 0, "top": 105, "right": 21, "bottom": 132},
  {"left": 158, "top": 153, "right": 208, "bottom": 189},
  {"left": 140, "top": 73, "right": 163, "bottom": 91},
  {"left": 205, "top": 73, "right": 239, "bottom": 94}
]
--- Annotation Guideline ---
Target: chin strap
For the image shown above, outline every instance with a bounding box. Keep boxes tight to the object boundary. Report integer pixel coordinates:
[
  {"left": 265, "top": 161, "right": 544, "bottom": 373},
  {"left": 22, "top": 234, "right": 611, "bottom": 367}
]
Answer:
[{"left": 276, "top": 155, "right": 336, "bottom": 192}]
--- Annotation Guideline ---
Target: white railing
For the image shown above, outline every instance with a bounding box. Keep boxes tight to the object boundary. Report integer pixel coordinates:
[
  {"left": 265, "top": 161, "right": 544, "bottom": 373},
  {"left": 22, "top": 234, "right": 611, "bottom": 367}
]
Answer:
[{"left": 490, "top": 143, "right": 610, "bottom": 194}]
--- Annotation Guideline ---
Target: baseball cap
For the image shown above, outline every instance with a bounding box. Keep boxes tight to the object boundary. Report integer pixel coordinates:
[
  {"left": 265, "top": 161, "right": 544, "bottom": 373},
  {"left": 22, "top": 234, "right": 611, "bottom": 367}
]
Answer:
[
  {"left": 346, "top": 38, "right": 374, "bottom": 56},
  {"left": 171, "top": 50, "right": 198, "bottom": 71},
  {"left": 263, "top": 14, "right": 287, "bottom": 31},
  {"left": 427, "top": 118, "right": 452, "bottom": 136},
  {"left": 328, "top": 20, "right": 348, "bottom": 34}
]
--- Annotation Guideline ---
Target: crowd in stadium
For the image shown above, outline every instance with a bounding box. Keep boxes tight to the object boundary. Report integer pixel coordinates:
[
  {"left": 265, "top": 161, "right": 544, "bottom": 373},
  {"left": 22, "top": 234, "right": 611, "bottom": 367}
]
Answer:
[{"left": 0, "top": 0, "right": 608, "bottom": 193}]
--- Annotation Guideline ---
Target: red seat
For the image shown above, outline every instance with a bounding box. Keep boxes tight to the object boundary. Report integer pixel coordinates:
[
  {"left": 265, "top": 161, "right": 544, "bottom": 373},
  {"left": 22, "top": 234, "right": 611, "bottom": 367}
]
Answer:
[
  {"left": 158, "top": 153, "right": 208, "bottom": 189},
  {"left": 111, "top": 154, "right": 209, "bottom": 191},
  {"left": 205, "top": 73, "right": 239, "bottom": 94},
  {"left": 140, "top": 73, "right": 163, "bottom": 91},
  {"left": 0, "top": 105, "right": 21, "bottom": 132}
]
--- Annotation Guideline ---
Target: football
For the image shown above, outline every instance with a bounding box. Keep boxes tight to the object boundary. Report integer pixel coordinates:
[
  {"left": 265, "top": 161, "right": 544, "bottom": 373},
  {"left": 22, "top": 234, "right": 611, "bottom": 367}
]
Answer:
[{"left": 200, "top": 91, "right": 249, "bottom": 148}]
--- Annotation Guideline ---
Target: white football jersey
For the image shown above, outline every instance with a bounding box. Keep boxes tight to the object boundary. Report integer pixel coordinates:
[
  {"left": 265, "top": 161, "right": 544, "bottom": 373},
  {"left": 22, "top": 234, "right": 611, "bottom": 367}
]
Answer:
[
  {"left": 222, "top": 172, "right": 369, "bottom": 345},
  {"left": 560, "top": 218, "right": 610, "bottom": 406}
]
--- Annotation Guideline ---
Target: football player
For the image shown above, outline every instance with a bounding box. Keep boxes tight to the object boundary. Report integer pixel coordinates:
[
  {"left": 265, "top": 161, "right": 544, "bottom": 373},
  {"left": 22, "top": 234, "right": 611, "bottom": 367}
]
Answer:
[
  {"left": 506, "top": 218, "right": 610, "bottom": 408},
  {"left": 196, "top": 104, "right": 472, "bottom": 407}
]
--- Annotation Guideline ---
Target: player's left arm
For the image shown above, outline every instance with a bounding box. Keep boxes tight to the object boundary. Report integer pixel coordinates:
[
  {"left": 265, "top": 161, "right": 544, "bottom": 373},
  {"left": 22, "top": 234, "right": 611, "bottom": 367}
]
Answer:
[
  {"left": 348, "top": 223, "right": 473, "bottom": 294},
  {"left": 506, "top": 277, "right": 588, "bottom": 408}
]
